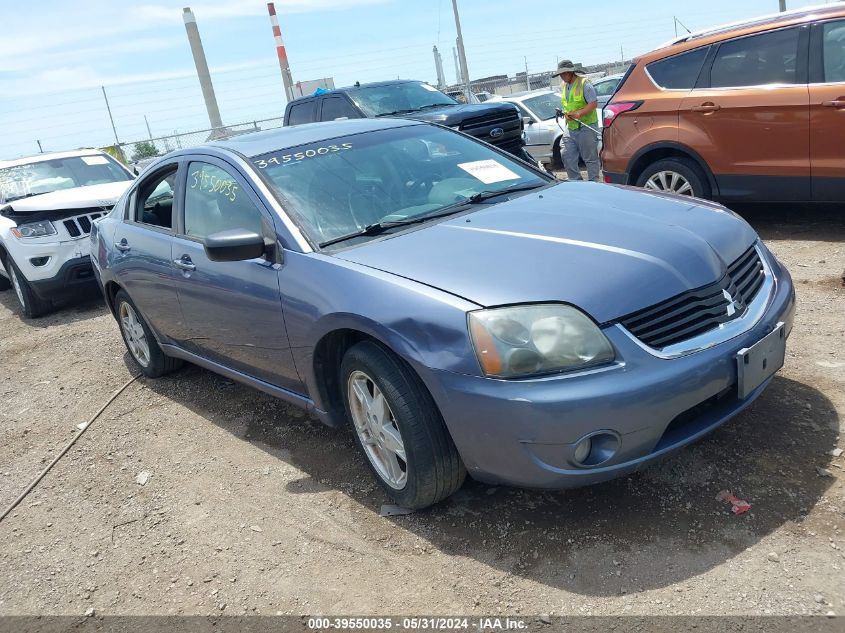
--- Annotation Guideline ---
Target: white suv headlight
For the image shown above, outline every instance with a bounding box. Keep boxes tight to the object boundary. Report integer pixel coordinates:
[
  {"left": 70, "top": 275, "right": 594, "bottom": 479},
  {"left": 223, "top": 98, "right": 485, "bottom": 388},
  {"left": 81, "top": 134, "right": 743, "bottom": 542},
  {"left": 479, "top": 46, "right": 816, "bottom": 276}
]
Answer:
[
  {"left": 12, "top": 220, "right": 57, "bottom": 239},
  {"left": 468, "top": 304, "right": 615, "bottom": 378}
]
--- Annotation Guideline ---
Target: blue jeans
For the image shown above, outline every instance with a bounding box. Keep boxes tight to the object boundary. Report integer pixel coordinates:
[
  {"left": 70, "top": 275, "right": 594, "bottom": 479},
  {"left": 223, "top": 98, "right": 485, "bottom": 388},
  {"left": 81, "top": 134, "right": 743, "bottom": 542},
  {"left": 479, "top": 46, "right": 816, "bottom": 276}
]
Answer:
[{"left": 562, "top": 125, "right": 600, "bottom": 182}]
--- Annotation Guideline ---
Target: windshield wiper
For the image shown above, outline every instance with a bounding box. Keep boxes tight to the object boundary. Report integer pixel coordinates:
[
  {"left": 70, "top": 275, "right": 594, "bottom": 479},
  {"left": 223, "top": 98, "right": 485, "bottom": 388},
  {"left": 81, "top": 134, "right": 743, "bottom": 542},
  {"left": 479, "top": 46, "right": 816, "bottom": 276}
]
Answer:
[
  {"left": 417, "top": 103, "right": 450, "bottom": 110},
  {"left": 375, "top": 108, "right": 420, "bottom": 117},
  {"left": 318, "top": 206, "right": 471, "bottom": 248},
  {"left": 318, "top": 183, "right": 548, "bottom": 248},
  {"left": 466, "top": 182, "right": 548, "bottom": 203}
]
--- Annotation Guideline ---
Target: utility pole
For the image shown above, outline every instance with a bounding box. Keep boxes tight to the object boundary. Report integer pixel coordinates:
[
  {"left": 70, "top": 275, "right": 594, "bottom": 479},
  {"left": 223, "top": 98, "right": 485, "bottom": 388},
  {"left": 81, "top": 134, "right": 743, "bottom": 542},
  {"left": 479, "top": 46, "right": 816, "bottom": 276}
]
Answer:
[
  {"left": 182, "top": 7, "right": 224, "bottom": 131},
  {"left": 779, "top": 0, "right": 786, "bottom": 11},
  {"left": 433, "top": 45, "right": 446, "bottom": 88},
  {"left": 524, "top": 57, "right": 530, "bottom": 90},
  {"left": 101, "top": 86, "right": 119, "bottom": 145},
  {"left": 452, "top": 46, "right": 461, "bottom": 85},
  {"left": 144, "top": 115, "right": 153, "bottom": 140},
  {"left": 267, "top": 3, "right": 295, "bottom": 102},
  {"left": 451, "top": 0, "right": 472, "bottom": 101}
]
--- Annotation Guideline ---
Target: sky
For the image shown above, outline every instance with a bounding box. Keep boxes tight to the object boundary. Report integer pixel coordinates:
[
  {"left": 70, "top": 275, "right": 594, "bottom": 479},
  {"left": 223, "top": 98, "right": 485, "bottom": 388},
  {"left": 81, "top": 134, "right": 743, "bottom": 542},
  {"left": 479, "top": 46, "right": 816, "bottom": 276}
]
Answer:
[{"left": 0, "top": 0, "right": 824, "bottom": 158}]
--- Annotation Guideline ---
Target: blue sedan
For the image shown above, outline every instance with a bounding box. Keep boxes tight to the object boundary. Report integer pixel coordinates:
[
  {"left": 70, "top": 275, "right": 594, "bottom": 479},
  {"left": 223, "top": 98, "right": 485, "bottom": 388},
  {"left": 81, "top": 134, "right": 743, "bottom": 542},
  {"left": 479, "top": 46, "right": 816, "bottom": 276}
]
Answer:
[{"left": 91, "top": 118, "right": 795, "bottom": 509}]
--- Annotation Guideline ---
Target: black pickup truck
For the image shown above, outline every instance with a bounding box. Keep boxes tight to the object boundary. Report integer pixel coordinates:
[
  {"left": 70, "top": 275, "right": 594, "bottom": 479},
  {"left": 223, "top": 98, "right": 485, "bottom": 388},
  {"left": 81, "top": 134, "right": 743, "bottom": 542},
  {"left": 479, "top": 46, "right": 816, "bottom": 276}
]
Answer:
[{"left": 283, "top": 80, "right": 532, "bottom": 162}]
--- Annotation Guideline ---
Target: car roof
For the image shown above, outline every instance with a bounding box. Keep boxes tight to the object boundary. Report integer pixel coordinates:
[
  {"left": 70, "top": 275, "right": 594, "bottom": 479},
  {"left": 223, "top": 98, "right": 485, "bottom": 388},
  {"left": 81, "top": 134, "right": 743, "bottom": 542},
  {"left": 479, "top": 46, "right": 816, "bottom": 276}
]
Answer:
[
  {"left": 0, "top": 148, "right": 108, "bottom": 169},
  {"left": 644, "top": 3, "right": 845, "bottom": 61},
  {"left": 208, "top": 118, "right": 424, "bottom": 156}
]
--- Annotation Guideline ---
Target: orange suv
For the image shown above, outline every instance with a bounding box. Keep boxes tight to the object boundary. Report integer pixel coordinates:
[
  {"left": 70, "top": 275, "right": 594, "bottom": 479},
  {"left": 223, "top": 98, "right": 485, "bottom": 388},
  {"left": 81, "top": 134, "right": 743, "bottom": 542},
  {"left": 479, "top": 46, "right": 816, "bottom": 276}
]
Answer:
[{"left": 601, "top": 5, "right": 845, "bottom": 203}]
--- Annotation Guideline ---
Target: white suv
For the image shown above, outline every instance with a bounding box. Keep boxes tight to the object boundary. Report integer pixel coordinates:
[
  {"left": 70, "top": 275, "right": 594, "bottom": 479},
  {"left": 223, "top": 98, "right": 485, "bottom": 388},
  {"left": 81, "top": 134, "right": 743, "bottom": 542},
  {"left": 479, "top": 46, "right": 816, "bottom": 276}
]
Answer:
[{"left": 0, "top": 150, "right": 134, "bottom": 317}]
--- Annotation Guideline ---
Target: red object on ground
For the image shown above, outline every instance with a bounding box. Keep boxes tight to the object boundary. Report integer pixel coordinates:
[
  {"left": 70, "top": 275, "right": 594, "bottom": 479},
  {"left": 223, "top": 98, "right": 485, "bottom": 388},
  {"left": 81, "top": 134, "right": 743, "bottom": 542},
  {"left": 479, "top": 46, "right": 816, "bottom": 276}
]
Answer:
[{"left": 716, "top": 490, "right": 751, "bottom": 515}]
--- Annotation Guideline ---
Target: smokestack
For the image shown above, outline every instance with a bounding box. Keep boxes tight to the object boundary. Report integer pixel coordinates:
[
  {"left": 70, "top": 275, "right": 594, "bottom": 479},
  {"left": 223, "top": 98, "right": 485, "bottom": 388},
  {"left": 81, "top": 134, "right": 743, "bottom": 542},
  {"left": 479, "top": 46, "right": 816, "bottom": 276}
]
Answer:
[
  {"left": 267, "top": 3, "right": 295, "bottom": 102},
  {"left": 433, "top": 46, "right": 446, "bottom": 88},
  {"left": 182, "top": 7, "right": 223, "bottom": 130}
]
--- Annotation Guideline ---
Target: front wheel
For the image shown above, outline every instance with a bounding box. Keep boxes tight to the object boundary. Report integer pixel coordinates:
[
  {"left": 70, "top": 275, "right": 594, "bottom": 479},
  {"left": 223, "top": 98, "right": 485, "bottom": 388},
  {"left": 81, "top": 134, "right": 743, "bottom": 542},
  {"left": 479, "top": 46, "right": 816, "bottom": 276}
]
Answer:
[
  {"left": 636, "top": 157, "right": 711, "bottom": 199},
  {"left": 7, "top": 258, "right": 52, "bottom": 318},
  {"left": 340, "top": 341, "right": 465, "bottom": 509}
]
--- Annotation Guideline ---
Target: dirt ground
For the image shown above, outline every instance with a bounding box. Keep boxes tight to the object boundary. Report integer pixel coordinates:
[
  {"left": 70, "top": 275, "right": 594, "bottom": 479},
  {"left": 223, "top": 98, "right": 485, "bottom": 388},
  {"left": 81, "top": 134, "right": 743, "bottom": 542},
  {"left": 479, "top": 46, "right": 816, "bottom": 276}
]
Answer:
[{"left": 0, "top": 204, "right": 843, "bottom": 618}]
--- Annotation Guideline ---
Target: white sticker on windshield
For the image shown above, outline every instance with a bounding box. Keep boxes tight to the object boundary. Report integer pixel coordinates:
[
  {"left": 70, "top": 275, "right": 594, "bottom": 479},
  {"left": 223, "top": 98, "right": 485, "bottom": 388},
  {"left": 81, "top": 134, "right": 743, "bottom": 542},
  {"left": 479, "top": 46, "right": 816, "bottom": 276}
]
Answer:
[
  {"left": 457, "top": 160, "right": 520, "bottom": 184},
  {"left": 81, "top": 155, "right": 109, "bottom": 165},
  {"left": 421, "top": 83, "right": 438, "bottom": 92}
]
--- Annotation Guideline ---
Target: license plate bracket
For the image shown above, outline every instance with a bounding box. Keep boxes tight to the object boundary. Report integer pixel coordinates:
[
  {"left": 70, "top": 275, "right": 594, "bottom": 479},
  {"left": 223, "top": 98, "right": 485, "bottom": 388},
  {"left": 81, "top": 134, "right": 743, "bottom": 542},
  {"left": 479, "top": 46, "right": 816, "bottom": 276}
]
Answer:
[{"left": 736, "top": 322, "right": 786, "bottom": 399}]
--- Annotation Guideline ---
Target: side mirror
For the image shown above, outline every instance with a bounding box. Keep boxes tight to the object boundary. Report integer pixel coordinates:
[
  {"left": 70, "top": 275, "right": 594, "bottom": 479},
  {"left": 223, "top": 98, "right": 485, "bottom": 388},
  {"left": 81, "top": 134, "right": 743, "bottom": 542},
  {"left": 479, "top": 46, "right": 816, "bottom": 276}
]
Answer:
[
  {"left": 132, "top": 166, "right": 140, "bottom": 176},
  {"left": 203, "top": 229, "right": 266, "bottom": 262},
  {"left": 522, "top": 116, "right": 534, "bottom": 126}
]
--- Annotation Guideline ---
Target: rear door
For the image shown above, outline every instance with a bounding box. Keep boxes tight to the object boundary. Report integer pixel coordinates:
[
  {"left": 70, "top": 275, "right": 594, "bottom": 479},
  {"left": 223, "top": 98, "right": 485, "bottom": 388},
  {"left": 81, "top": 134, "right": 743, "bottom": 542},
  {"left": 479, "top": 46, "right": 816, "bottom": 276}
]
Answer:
[
  {"left": 111, "top": 161, "right": 185, "bottom": 342},
  {"left": 169, "top": 156, "right": 302, "bottom": 391},
  {"left": 809, "top": 19, "right": 845, "bottom": 201},
  {"left": 679, "top": 26, "right": 810, "bottom": 201}
]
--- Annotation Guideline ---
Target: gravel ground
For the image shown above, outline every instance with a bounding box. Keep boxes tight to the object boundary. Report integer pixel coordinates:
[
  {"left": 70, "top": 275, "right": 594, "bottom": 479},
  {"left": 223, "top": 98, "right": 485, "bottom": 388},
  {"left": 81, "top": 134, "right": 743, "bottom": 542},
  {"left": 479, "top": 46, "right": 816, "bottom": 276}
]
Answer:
[{"left": 0, "top": 204, "right": 843, "bottom": 617}]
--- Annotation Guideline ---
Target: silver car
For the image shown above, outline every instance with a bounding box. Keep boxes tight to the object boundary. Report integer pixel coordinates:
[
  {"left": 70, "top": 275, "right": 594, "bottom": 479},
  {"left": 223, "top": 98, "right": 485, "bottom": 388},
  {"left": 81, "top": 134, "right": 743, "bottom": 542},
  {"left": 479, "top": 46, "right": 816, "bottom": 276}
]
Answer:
[{"left": 495, "top": 89, "right": 563, "bottom": 168}]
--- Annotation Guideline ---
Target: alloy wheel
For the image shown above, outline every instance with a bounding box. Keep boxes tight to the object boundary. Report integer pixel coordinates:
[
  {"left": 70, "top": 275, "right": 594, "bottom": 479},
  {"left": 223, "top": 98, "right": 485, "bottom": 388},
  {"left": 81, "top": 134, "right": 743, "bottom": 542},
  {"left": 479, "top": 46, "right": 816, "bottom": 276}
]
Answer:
[
  {"left": 347, "top": 370, "right": 408, "bottom": 489},
  {"left": 9, "top": 266, "right": 25, "bottom": 308},
  {"left": 644, "top": 170, "right": 694, "bottom": 196},
  {"left": 119, "top": 302, "right": 151, "bottom": 368}
]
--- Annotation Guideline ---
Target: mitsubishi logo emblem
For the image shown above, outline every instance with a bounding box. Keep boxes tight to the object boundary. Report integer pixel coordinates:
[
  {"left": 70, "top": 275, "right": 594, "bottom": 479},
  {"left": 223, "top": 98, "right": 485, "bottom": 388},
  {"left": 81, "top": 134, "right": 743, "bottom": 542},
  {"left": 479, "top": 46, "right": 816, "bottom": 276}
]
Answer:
[{"left": 723, "top": 289, "right": 742, "bottom": 317}]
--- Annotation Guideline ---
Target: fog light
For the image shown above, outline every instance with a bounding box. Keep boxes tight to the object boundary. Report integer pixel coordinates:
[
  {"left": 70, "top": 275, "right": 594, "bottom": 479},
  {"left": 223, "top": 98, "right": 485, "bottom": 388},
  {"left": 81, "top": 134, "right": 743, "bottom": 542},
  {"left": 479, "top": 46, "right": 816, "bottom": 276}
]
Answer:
[
  {"left": 29, "top": 256, "right": 50, "bottom": 267},
  {"left": 573, "top": 437, "right": 592, "bottom": 464}
]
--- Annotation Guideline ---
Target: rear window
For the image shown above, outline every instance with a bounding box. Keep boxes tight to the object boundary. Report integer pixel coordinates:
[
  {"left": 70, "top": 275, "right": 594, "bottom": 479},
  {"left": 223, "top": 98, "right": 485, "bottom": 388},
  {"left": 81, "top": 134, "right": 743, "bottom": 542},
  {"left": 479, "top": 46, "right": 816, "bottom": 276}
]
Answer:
[
  {"left": 288, "top": 101, "right": 317, "bottom": 126},
  {"left": 647, "top": 47, "right": 709, "bottom": 89}
]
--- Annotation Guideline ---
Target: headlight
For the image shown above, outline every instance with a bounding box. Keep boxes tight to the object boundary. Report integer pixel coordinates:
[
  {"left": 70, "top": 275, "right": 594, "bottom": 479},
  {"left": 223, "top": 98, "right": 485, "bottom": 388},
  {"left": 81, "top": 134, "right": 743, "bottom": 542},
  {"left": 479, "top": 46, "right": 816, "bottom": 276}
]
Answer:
[
  {"left": 11, "top": 220, "right": 57, "bottom": 239},
  {"left": 468, "top": 304, "right": 615, "bottom": 378}
]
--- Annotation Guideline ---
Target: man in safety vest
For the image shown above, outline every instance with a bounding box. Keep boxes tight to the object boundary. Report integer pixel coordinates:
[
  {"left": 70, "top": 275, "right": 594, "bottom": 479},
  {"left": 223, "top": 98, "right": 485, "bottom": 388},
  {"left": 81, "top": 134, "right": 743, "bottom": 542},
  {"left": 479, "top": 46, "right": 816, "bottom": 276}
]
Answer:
[{"left": 555, "top": 59, "right": 600, "bottom": 182}]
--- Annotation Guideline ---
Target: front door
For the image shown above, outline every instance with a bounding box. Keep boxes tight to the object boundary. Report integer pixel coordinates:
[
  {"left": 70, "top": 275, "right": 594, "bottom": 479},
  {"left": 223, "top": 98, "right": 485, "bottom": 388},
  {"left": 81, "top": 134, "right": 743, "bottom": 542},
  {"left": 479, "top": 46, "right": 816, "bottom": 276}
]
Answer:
[
  {"left": 678, "top": 26, "right": 810, "bottom": 201},
  {"left": 111, "top": 162, "right": 184, "bottom": 342},
  {"left": 810, "top": 19, "right": 845, "bottom": 201},
  {"left": 170, "top": 157, "right": 302, "bottom": 392}
]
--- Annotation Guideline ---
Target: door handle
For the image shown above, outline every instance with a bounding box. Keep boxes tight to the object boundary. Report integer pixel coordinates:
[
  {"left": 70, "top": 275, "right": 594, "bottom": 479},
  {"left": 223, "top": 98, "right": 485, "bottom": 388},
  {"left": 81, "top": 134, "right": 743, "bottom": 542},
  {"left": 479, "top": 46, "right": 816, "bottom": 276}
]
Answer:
[
  {"left": 173, "top": 256, "right": 196, "bottom": 272},
  {"left": 114, "top": 240, "right": 131, "bottom": 252},
  {"left": 691, "top": 103, "right": 721, "bottom": 113},
  {"left": 822, "top": 99, "right": 845, "bottom": 108}
]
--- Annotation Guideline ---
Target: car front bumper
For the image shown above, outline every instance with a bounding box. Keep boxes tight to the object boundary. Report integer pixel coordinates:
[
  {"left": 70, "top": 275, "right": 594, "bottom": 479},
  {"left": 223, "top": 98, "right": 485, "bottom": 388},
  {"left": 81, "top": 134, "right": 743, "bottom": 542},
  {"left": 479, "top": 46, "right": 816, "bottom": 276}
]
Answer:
[
  {"left": 5, "top": 237, "right": 99, "bottom": 301},
  {"left": 418, "top": 251, "right": 795, "bottom": 488}
]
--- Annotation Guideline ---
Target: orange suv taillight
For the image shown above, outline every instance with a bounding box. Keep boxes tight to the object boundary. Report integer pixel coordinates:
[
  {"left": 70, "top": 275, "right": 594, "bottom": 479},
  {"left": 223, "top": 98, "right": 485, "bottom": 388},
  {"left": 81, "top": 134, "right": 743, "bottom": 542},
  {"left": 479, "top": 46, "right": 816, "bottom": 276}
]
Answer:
[{"left": 603, "top": 101, "right": 642, "bottom": 128}]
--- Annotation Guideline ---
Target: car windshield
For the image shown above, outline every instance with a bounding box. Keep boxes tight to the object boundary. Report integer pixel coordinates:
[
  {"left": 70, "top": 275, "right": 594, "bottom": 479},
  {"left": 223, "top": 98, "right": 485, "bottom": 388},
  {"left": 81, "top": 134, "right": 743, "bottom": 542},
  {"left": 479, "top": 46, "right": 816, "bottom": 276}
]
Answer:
[
  {"left": 252, "top": 125, "right": 549, "bottom": 247},
  {"left": 594, "top": 77, "right": 620, "bottom": 97},
  {"left": 349, "top": 82, "right": 458, "bottom": 116},
  {"left": 0, "top": 155, "right": 131, "bottom": 203},
  {"left": 521, "top": 93, "right": 561, "bottom": 121}
]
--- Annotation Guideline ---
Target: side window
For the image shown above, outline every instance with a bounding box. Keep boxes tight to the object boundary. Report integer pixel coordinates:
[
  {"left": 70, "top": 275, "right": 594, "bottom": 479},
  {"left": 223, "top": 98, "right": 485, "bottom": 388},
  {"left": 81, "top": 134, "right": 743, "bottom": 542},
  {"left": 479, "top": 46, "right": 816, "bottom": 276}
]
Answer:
[
  {"left": 135, "top": 167, "right": 176, "bottom": 230},
  {"left": 184, "top": 162, "right": 265, "bottom": 241},
  {"left": 321, "top": 97, "right": 359, "bottom": 121},
  {"left": 710, "top": 27, "right": 799, "bottom": 88},
  {"left": 823, "top": 21, "right": 845, "bottom": 83},
  {"left": 594, "top": 79, "right": 619, "bottom": 97},
  {"left": 647, "top": 47, "right": 709, "bottom": 89},
  {"left": 288, "top": 101, "right": 317, "bottom": 125}
]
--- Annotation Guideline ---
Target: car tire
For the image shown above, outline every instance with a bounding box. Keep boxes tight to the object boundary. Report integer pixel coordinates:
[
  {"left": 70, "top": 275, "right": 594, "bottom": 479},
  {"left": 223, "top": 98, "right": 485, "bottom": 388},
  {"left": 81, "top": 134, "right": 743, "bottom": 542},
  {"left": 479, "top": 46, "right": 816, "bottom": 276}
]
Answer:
[
  {"left": 552, "top": 137, "right": 564, "bottom": 169},
  {"left": 7, "top": 258, "right": 52, "bottom": 318},
  {"left": 340, "top": 341, "right": 466, "bottom": 509},
  {"left": 114, "top": 289, "right": 183, "bottom": 378},
  {"left": 636, "top": 157, "right": 711, "bottom": 199}
]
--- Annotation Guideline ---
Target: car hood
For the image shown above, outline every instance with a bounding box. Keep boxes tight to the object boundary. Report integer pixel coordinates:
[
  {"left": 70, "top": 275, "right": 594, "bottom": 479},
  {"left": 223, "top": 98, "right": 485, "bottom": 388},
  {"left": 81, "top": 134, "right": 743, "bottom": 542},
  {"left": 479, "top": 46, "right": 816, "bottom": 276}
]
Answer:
[
  {"left": 335, "top": 182, "right": 758, "bottom": 323},
  {"left": 2, "top": 181, "right": 132, "bottom": 214},
  {"left": 399, "top": 101, "right": 519, "bottom": 125}
]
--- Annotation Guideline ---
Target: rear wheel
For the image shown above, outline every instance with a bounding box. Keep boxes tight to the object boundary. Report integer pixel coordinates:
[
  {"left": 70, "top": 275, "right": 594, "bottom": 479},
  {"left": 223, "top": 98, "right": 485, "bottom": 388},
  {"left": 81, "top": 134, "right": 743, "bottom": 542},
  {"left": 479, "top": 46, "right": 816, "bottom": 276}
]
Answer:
[
  {"left": 7, "top": 258, "right": 52, "bottom": 318},
  {"left": 636, "top": 157, "right": 711, "bottom": 199},
  {"left": 114, "top": 289, "right": 182, "bottom": 378},
  {"left": 340, "top": 341, "right": 465, "bottom": 509}
]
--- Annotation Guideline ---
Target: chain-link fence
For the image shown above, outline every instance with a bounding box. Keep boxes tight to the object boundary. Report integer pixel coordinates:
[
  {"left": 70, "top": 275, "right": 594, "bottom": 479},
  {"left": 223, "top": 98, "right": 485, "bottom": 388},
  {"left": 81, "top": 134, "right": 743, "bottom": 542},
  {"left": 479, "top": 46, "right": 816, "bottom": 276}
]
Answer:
[{"left": 116, "top": 116, "right": 285, "bottom": 168}]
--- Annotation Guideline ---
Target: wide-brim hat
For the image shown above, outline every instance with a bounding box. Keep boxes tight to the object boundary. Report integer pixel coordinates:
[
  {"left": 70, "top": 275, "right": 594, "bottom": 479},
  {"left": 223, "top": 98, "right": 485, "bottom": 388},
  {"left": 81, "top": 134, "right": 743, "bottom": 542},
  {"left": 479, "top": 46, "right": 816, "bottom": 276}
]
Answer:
[{"left": 555, "top": 59, "right": 585, "bottom": 76}]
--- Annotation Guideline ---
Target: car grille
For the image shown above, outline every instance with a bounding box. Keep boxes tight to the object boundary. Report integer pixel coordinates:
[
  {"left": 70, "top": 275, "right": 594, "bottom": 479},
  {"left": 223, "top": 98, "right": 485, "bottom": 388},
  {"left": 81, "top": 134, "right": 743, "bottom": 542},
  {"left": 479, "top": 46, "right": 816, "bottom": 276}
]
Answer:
[
  {"left": 619, "top": 245, "right": 765, "bottom": 350},
  {"left": 460, "top": 111, "right": 520, "bottom": 131},
  {"left": 62, "top": 208, "right": 111, "bottom": 238}
]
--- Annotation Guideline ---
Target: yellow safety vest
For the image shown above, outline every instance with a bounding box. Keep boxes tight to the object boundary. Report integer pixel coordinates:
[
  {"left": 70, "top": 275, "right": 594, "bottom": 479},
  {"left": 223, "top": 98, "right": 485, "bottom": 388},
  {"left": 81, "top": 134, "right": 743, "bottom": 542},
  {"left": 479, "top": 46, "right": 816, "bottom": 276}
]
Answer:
[{"left": 561, "top": 77, "right": 598, "bottom": 131}]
